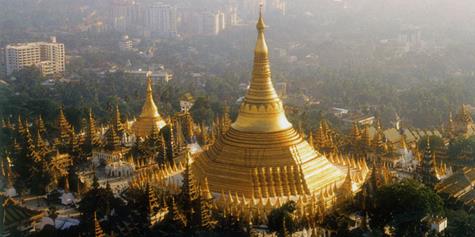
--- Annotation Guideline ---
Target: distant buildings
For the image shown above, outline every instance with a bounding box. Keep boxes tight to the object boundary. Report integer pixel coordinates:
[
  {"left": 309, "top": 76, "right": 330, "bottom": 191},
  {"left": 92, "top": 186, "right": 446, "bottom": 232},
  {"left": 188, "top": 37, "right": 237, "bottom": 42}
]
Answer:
[
  {"left": 124, "top": 68, "right": 173, "bottom": 83},
  {"left": 108, "top": 1, "right": 240, "bottom": 37},
  {"left": 275, "top": 82, "right": 287, "bottom": 98},
  {"left": 145, "top": 3, "right": 177, "bottom": 37},
  {"left": 179, "top": 93, "right": 195, "bottom": 112},
  {"left": 110, "top": 1, "right": 177, "bottom": 37},
  {"left": 197, "top": 11, "right": 222, "bottom": 35},
  {"left": 118, "top": 35, "right": 136, "bottom": 51},
  {"left": 5, "top": 37, "right": 65, "bottom": 77}
]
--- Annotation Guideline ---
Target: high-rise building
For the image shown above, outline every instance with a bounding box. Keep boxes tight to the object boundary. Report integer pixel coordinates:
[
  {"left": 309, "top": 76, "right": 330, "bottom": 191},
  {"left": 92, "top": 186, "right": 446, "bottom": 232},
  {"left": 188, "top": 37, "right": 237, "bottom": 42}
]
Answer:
[
  {"left": 218, "top": 11, "right": 226, "bottom": 32},
  {"left": 198, "top": 12, "right": 220, "bottom": 35},
  {"left": 145, "top": 3, "right": 177, "bottom": 37},
  {"left": 5, "top": 37, "right": 65, "bottom": 77},
  {"left": 225, "top": 6, "right": 238, "bottom": 26}
]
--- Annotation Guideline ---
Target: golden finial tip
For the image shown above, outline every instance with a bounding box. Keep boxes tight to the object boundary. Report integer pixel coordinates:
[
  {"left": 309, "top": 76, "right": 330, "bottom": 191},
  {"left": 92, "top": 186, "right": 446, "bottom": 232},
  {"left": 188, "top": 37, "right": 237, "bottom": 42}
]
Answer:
[{"left": 257, "top": 5, "right": 265, "bottom": 31}]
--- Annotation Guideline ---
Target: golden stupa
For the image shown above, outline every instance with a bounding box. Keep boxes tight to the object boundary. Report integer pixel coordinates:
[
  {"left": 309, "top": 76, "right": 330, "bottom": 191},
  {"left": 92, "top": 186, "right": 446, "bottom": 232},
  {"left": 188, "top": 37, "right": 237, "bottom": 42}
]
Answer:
[
  {"left": 193, "top": 11, "right": 346, "bottom": 199},
  {"left": 132, "top": 73, "right": 167, "bottom": 137}
]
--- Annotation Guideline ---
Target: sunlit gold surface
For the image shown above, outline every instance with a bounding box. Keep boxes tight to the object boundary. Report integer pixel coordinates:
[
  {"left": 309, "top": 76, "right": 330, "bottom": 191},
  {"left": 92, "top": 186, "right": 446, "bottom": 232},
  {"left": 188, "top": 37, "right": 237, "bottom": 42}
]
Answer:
[
  {"left": 132, "top": 75, "right": 167, "bottom": 137},
  {"left": 232, "top": 11, "right": 291, "bottom": 132},
  {"left": 193, "top": 12, "right": 345, "bottom": 199}
]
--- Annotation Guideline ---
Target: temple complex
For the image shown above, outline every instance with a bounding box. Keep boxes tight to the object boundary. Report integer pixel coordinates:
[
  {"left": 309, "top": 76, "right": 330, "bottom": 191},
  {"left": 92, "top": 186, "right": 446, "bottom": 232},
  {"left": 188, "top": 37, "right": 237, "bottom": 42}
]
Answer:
[{"left": 4, "top": 8, "right": 475, "bottom": 237}]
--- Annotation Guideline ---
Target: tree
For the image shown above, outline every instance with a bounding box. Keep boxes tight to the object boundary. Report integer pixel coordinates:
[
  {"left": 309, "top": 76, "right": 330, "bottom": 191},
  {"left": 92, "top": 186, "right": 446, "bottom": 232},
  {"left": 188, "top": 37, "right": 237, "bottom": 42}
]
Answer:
[
  {"left": 445, "top": 209, "right": 475, "bottom": 237},
  {"left": 448, "top": 136, "right": 475, "bottom": 160},
  {"left": 180, "top": 150, "right": 199, "bottom": 227},
  {"left": 190, "top": 97, "right": 215, "bottom": 124},
  {"left": 267, "top": 201, "right": 298, "bottom": 236},
  {"left": 78, "top": 177, "right": 127, "bottom": 222},
  {"left": 418, "top": 135, "right": 444, "bottom": 151},
  {"left": 368, "top": 179, "right": 444, "bottom": 236}
]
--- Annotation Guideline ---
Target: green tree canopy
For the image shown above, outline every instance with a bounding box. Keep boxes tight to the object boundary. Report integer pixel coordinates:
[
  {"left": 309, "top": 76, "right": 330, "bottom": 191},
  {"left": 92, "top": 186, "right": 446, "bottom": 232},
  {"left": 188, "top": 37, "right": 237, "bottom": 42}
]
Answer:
[
  {"left": 267, "top": 201, "right": 298, "bottom": 236},
  {"left": 369, "top": 179, "right": 444, "bottom": 236},
  {"left": 418, "top": 135, "right": 445, "bottom": 151},
  {"left": 448, "top": 136, "right": 475, "bottom": 160}
]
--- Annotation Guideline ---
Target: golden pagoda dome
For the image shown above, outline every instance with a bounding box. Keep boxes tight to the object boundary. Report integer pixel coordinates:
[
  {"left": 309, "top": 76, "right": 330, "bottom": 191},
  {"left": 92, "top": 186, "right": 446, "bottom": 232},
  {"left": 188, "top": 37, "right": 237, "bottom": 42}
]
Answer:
[
  {"left": 193, "top": 10, "right": 346, "bottom": 201},
  {"left": 132, "top": 72, "right": 167, "bottom": 137}
]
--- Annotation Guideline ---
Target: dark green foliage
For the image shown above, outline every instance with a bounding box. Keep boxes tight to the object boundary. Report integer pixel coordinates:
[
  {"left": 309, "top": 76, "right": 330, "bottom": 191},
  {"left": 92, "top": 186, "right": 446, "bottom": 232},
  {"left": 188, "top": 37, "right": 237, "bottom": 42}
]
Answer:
[
  {"left": 267, "top": 201, "right": 298, "bottom": 236},
  {"left": 190, "top": 97, "right": 215, "bottom": 125},
  {"left": 78, "top": 178, "right": 127, "bottom": 221},
  {"left": 322, "top": 211, "right": 355, "bottom": 237},
  {"left": 418, "top": 135, "right": 445, "bottom": 151},
  {"left": 448, "top": 136, "right": 475, "bottom": 160},
  {"left": 445, "top": 209, "right": 475, "bottom": 237},
  {"left": 369, "top": 179, "right": 444, "bottom": 236}
]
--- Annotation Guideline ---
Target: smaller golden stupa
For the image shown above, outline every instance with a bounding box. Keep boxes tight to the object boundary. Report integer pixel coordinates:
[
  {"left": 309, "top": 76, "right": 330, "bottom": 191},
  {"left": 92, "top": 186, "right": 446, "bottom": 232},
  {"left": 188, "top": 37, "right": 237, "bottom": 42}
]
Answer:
[{"left": 132, "top": 72, "right": 167, "bottom": 137}]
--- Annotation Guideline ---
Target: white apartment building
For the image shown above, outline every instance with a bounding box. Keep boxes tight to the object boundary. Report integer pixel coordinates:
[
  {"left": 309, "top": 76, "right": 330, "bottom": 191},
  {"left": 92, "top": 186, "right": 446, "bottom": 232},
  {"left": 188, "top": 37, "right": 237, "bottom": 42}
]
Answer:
[
  {"left": 198, "top": 12, "right": 221, "bottom": 35},
  {"left": 5, "top": 37, "right": 65, "bottom": 77},
  {"left": 146, "top": 3, "right": 177, "bottom": 37}
]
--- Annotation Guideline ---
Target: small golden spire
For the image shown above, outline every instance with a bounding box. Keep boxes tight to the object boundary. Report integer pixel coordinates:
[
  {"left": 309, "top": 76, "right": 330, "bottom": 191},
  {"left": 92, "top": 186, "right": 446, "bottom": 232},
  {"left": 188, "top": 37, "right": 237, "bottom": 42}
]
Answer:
[
  {"left": 132, "top": 71, "right": 166, "bottom": 137},
  {"left": 202, "top": 177, "right": 213, "bottom": 200},
  {"left": 142, "top": 72, "right": 160, "bottom": 118},
  {"left": 93, "top": 211, "right": 106, "bottom": 237}
]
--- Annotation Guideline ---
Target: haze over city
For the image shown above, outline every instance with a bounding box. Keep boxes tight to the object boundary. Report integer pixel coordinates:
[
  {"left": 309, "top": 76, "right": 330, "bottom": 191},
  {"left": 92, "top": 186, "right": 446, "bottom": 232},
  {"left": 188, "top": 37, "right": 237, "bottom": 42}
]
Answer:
[{"left": 1, "top": 0, "right": 475, "bottom": 236}]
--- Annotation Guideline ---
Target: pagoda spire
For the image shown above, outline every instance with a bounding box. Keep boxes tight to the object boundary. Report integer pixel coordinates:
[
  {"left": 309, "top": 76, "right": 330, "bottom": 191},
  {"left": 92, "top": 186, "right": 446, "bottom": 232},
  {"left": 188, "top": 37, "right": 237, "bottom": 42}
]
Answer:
[
  {"left": 113, "top": 104, "right": 124, "bottom": 132},
  {"left": 307, "top": 131, "right": 314, "bottom": 149},
  {"left": 145, "top": 183, "right": 161, "bottom": 227},
  {"left": 64, "top": 175, "right": 70, "bottom": 193},
  {"left": 158, "top": 134, "right": 168, "bottom": 164},
  {"left": 198, "top": 183, "right": 216, "bottom": 230},
  {"left": 5, "top": 156, "right": 14, "bottom": 189},
  {"left": 184, "top": 112, "right": 195, "bottom": 143},
  {"left": 231, "top": 7, "right": 292, "bottom": 133},
  {"left": 85, "top": 108, "right": 100, "bottom": 150},
  {"left": 315, "top": 122, "right": 328, "bottom": 150},
  {"left": 24, "top": 126, "right": 41, "bottom": 163},
  {"left": 340, "top": 166, "right": 353, "bottom": 200},
  {"left": 57, "top": 105, "right": 72, "bottom": 144},
  {"left": 201, "top": 177, "right": 213, "bottom": 200},
  {"left": 16, "top": 115, "right": 26, "bottom": 136},
  {"left": 35, "top": 128, "right": 48, "bottom": 156},
  {"left": 0, "top": 156, "right": 5, "bottom": 178},
  {"left": 460, "top": 104, "right": 473, "bottom": 123},
  {"left": 169, "top": 196, "right": 187, "bottom": 228},
  {"left": 140, "top": 73, "right": 160, "bottom": 119},
  {"left": 106, "top": 124, "right": 121, "bottom": 151},
  {"left": 132, "top": 72, "right": 166, "bottom": 137},
  {"left": 181, "top": 149, "right": 199, "bottom": 222},
  {"left": 419, "top": 137, "right": 438, "bottom": 187},
  {"left": 175, "top": 122, "right": 186, "bottom": 154},
  {"left": 351, "top": 122, "right": 361, "bottom": 142},
  {"left": 92, "top": 212, "right": 106, "bottom": 237},
  {"left": 36, "top": 115, "right": 46, "bottom": 134}
]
